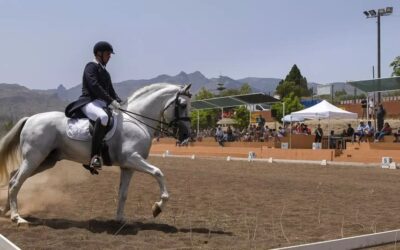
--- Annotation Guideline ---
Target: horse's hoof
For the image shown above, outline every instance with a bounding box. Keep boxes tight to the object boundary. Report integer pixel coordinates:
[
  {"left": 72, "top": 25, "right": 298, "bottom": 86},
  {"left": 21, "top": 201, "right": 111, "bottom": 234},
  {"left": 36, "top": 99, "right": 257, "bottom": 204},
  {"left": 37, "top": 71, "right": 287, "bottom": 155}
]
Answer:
[
  {"left": 152, "top": 203, "right": 162, "bottom": 218},
  {"left": 11, "top": 215, "right": 29, "bottom": 227}
]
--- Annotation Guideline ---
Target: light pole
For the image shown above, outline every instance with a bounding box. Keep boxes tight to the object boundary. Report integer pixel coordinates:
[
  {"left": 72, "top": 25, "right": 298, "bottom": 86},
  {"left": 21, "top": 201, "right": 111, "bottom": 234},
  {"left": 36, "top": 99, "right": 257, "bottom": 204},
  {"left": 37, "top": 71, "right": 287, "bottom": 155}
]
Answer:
[{"left": 363, "top": 7, "right": 393, "bottom": 104}]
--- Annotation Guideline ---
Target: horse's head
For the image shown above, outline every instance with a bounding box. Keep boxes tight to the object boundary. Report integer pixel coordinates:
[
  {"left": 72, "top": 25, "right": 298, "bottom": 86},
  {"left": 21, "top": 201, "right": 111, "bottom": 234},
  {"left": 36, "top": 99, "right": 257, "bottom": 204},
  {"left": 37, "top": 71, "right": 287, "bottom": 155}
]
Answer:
[{"left": 162, "top": 84, "right": 192, "bottom": 144}]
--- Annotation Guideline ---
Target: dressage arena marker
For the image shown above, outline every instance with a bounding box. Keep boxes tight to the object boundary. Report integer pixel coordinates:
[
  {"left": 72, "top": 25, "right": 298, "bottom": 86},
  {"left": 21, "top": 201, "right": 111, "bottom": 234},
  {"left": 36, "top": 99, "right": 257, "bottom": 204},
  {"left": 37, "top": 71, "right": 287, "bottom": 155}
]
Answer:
[
  {"left": 0, "top": 234, "right": 21, "bottom": 250},
  {"left": 150, "top": 153, "right": 381, "bottom": 167},
  {"left": 381, "top": 157, "right": 398, "bottom": 169},
  {"left": 272, "top": 229, "right": 400, "bottom": 250}
]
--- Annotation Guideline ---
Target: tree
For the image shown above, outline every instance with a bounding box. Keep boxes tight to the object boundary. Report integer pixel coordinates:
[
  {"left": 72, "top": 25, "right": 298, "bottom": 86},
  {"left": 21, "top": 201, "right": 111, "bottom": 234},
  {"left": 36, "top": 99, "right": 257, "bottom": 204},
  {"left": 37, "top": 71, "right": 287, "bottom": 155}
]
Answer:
[
  {"left": 271, "top": 92, "right": 304, "bottom": 122},
  {"left": 191, "top": 87, "right": 217, "bottom": 130},
  {"left": 276, "top": 64, "right": 312, "bottom": 98},
  {"left": 233, "top": 106, "right": 250, "bottom": 130},
  {"left": 390, "top": 56, "right": 400, "bottom": 76},
  {"left": 239, "top": 83, "right": 252, "bottom": 95},
  {"left": 195, "top": 87, "right": 214, "bottom": 100},
  {"left": 275, "top": 81, "right": 303, "bottom": 99}
]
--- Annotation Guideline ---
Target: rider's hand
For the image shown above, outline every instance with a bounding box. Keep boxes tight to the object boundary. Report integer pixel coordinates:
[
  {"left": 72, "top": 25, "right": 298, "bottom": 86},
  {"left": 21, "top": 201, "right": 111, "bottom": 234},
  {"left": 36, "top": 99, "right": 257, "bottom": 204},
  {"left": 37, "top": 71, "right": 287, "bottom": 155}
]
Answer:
[{"left": 109, "top": 100, "right": 121, "bottom": 110}]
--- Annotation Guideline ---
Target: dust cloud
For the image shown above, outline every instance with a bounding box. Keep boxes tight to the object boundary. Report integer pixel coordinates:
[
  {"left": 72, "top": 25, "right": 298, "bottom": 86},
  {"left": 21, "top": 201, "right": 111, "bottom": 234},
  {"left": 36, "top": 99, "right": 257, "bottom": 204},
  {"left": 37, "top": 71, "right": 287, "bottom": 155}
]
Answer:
[{"left": 10, "top": 161, "right": 89, "bottom": 214}]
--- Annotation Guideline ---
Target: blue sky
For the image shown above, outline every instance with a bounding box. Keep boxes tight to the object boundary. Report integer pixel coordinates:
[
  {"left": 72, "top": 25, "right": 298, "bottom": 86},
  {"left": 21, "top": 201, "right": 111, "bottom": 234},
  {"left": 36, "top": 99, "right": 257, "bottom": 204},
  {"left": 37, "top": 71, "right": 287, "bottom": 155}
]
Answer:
[{"left": 0, "top": 0, "right": 399, "bottom": 89}]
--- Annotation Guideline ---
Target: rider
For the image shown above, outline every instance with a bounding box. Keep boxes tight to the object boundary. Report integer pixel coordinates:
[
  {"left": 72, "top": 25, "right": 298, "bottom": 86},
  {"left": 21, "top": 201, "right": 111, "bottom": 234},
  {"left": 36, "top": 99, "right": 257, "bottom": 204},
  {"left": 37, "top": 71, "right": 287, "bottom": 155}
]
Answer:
[{"left": 65, "top": 41, "right": 122, "bottom": 169}]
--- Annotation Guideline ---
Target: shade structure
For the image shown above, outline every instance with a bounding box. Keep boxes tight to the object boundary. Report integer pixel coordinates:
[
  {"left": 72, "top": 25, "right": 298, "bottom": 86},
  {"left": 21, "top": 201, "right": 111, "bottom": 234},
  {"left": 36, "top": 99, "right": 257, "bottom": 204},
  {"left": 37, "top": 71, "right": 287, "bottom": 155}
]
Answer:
[
  {"left": 348, "top": 77, "right": 400, "bottom": 93},
  {"left": 290, "top": 100, "right": 358, "bottom": 120},
  {"left": 191, "top": 93, "right": 279, "bottom": 110}
]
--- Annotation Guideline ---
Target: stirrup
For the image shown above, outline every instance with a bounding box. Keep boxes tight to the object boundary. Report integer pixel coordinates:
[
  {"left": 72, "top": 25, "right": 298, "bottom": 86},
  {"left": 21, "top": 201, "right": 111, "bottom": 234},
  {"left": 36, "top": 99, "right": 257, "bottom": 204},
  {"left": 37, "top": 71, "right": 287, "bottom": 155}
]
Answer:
[{"left": 90, "top": 155, "right": 103, "bottom": 170}]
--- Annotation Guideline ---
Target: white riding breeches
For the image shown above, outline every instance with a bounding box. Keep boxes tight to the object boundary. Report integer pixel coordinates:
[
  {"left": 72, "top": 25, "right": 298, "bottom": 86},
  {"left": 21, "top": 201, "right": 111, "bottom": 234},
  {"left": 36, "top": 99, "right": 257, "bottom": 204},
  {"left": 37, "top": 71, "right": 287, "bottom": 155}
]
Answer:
[{"left": 81, "top": 99, "right": 109, "bottom": 126}]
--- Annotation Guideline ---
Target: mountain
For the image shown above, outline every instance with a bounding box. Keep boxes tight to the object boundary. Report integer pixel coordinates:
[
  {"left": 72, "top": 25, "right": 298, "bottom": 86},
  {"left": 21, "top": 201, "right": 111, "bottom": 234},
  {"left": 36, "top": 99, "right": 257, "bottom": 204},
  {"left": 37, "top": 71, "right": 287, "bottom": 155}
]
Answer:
[
  {"left": 1, "top": 72, "right": 355, "bottom": 131},
  {"left": 54, "top": 71, "right": 284, "bottom": 101},
  {"left": 0, "top": 83, "right": 68, "bottom": 125}
]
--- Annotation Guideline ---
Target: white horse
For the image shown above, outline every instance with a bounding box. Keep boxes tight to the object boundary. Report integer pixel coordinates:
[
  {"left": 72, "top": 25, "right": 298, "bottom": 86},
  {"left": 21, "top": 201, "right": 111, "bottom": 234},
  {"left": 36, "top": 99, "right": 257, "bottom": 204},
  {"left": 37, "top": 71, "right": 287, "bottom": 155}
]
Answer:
[{"left": 0, "top": 83, "right": 192, "bottom": 225}]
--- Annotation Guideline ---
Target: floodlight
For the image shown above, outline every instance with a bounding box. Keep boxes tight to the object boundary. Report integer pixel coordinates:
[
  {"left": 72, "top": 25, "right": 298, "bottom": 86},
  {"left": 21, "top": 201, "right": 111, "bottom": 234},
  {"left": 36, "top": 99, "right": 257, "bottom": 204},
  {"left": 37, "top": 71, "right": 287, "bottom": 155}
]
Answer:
[
  {"left": 378, "top": 8, "right": 385, "bottom": 15},
  {"left": 363, "top": 11, "right": 370, "bottom": 17},
  {"left": 368, "top": 10, "right": 377, "bottom": 16},
  {"left": 386, "top": 7, "right": 393, "bottom": 14}
]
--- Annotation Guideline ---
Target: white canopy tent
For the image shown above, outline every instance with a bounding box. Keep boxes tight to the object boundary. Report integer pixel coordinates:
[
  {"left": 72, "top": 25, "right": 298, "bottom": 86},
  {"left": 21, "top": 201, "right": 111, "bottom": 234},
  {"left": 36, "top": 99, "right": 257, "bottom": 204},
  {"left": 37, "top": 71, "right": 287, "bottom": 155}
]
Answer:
[
  {"left": 287, "top": 100, "right": 358, "bottom": 149},
  {"left": 290, "top": 100, "right": 358, "bottom": 120},
  {"left": 281, "top": 114, "right": 305, "bottom": 123}
]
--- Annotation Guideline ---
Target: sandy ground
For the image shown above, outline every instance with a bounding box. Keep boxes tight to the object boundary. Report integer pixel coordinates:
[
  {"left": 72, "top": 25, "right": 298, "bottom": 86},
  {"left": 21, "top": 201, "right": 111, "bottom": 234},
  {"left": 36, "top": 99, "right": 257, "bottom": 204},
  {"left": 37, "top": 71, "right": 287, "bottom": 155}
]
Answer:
[{"left": 2, "top": 157, "right": 400, "bottom": 249}]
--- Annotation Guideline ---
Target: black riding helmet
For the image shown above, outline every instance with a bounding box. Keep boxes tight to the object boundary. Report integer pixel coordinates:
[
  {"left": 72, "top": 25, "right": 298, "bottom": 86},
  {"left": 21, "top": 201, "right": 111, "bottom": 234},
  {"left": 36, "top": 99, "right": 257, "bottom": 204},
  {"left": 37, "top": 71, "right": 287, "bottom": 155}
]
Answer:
[{"left": 93, "top": 41, "right": 115, "bottom": 55}]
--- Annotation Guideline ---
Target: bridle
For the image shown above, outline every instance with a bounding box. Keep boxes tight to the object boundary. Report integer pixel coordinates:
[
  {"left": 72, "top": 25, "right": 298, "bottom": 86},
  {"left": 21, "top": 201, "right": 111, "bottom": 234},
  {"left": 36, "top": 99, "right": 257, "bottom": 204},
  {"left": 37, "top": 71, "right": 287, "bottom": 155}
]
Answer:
[{"left": 119, "top": 90, "right": 191, "bottom": 139}]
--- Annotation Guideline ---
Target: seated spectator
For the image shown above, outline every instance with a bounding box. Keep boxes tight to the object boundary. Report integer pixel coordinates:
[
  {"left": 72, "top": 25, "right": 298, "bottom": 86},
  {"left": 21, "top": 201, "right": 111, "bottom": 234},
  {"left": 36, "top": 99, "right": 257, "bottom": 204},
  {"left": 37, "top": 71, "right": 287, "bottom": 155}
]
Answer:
[
  {"left": 314, "top": 124, "right": 323, "bottom": 143},
  {"left": 304, "top": 124, "right": 311, "bottom": 135},
  {"left": 277, "top": 126, "right": 285, "bottom": 137},
  {"left": 364, "top": 121, "right": 375, "bottom": 141},
  {"left": 353, "top": 121, "right": 366, "bottom": 142},
  {"left": 346, "top": 124, "right": 355, "bottom": 139},
  {"left": 243, "top": 132, "right": 251, "bottom": 142},
  {"left": 393, "top": 128, "right": 400, "bottom": 143},
  {"left": 341, "top": 129, "right": 347, "bottom": 137},
  {"left": 374, "top": 122, "right": 392, "bottom": 142}
]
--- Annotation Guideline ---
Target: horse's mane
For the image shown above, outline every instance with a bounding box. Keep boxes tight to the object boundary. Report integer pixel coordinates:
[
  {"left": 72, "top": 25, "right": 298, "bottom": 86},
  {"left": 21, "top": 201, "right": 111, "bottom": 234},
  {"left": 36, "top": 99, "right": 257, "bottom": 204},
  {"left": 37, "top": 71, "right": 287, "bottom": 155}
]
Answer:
[{"left": 127, "top": 83, "right": 179, "bottom": 104}]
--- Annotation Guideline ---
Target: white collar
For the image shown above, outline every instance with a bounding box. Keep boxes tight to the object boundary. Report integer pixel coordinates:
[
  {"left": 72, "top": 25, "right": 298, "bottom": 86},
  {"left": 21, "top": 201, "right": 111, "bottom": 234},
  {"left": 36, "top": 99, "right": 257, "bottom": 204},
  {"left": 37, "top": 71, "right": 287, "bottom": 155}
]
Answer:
[{"left": 93, "top": 58, "right": 106, "bottom": 69}]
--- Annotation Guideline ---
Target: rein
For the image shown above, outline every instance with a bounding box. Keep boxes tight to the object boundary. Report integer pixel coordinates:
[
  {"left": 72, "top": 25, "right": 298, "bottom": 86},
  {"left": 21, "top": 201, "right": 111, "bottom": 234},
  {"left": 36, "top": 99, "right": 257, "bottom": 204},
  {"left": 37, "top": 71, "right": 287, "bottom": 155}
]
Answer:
[
  {"left": 119, "top": 89, "right": 192, "bottom": 140},
  {"left": 119, "top": 108, "right": 176, "bottom": 138}
]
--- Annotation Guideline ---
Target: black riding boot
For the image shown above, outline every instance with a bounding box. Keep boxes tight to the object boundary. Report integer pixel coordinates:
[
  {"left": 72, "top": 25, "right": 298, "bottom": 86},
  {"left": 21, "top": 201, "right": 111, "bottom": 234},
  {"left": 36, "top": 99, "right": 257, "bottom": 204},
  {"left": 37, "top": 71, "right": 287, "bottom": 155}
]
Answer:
[{"left": 89, "top": 118, "right": 107, "bottom": 169}]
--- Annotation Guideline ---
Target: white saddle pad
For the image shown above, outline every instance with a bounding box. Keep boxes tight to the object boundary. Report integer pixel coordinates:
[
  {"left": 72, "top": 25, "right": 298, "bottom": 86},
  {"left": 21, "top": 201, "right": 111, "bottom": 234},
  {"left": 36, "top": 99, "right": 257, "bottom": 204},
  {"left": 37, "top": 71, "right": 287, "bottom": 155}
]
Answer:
[{"left": 66, "top": 115, "right": 118, "bottom": 141}]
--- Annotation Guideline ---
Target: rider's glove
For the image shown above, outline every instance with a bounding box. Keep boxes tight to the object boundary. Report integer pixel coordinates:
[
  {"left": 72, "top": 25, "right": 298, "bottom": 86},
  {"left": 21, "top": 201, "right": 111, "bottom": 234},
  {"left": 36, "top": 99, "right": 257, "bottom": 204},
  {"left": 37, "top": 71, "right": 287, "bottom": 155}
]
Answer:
[{"left": 109, "top": 100, "right": 121, "bottom": 110}]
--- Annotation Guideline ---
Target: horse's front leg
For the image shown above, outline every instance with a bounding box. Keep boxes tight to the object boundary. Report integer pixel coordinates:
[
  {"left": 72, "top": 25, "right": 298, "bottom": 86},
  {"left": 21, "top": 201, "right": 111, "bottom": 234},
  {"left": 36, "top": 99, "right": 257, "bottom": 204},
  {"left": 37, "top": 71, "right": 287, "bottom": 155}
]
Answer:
[
  {"left": 116, "top": 167, "right": 134, "bottom": 221},
  {"left": 126, "top": 152, "right": 169, "bottom": 217}
]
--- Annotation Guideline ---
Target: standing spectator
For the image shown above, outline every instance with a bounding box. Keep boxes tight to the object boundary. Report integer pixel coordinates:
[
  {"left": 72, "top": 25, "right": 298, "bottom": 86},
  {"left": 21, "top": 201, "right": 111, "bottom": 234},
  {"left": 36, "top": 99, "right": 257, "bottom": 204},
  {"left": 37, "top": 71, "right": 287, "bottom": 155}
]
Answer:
[
  {"left": 368, "top": 98, "right": 374, "bottom": 118},
  {"left": 376, "top": 103, "right": 386, "bottom": 132},
  {"left": 215, "top": 126, "right": 225, "bottom": 146},
  {"left": 227, "top": 125, "right": 234, "bottom": 142},
  {"left": 314, "top": 124, "right": 323, "bottom": 143},
  {"left": 329, "top": 130, "right": 337, "bottom": 149},
  {"left": 256, "top": 114, "right": 266, "bottom": 128}
]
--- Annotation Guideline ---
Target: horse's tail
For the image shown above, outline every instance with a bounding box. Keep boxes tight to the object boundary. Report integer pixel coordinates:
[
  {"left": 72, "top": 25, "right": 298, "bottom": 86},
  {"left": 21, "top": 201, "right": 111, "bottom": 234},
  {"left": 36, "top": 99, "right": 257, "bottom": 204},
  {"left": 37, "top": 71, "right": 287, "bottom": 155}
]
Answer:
[{"left": 0, "top": 117, "right": 29, "bottom": 184}]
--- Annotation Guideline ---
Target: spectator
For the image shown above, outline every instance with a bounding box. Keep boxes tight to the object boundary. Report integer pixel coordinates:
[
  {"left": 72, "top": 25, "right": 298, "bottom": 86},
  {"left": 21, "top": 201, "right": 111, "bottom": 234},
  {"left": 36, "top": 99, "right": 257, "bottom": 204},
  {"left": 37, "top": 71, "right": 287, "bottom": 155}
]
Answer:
[
  {"left": 368, "top": 98, "right": 374, "bottom": 118},
  {"left": 277, "top": 126, "right": 286, "bottom": 137},
  {"left": 243, "top": 132, "right": 251, "bottom": 142},
  {"left": 365, "top": 121, "right": 375, "bottom": 141},
  {"left": 346, "top": 124, "right": 355, "bottom": 138},
  {"left": 304, "top": 124, "right": 311, "bottom": 135},
  {"left": 374, "top": 122, "right": 392, "bottom": 142},
  {"left": 393, "top": 128, "right": 400, "bottom": 143},
  {"left": 256, "top": 114, "right": 266, "bottom": 128},
  {"left": 353, "top": 121, "right": 366, "bottom": 142},
  {"left": 215, "top": 126, "right": 225, "bottom": 146},
  {"left": 329, "top": 130, "right": 336, "bottom": 149},
  {"left": 314, "top": 124, "right": 323, "bottom": 143},
  {"left": 227, "top": 125, "right": 234, "bottom": 142},
  {"left": 376, "top": 103, "right": 386, "bottom": 131}
]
